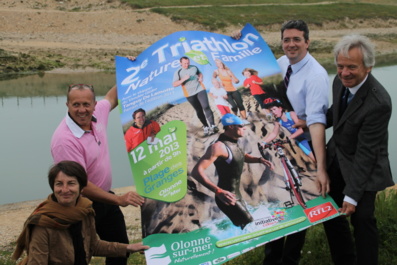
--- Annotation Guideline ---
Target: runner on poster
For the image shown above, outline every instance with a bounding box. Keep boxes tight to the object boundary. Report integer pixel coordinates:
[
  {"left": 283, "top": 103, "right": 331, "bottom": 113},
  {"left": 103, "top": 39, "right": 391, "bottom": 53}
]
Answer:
[{"left": 116, "top": 24, "right": 339, "bottom": 265}]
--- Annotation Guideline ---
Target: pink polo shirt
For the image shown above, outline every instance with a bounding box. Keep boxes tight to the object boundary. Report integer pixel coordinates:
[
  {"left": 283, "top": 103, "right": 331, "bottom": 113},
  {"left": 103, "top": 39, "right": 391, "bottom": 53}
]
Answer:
[{"left": 51, "top": 100, "right": 112, "bottom": 191}]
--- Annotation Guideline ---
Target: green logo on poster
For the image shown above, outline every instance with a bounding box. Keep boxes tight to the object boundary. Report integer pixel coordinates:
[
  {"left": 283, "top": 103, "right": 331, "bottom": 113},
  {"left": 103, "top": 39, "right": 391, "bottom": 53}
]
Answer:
[{"left": 128, "top": 121, "right": 187, "bottom": 202}]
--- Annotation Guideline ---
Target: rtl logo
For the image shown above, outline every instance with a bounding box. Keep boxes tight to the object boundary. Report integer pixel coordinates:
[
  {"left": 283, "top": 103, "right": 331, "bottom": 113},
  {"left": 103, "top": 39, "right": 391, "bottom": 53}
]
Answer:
[{"left": 304, "top": 202, "right": 338, "bottom": 223}]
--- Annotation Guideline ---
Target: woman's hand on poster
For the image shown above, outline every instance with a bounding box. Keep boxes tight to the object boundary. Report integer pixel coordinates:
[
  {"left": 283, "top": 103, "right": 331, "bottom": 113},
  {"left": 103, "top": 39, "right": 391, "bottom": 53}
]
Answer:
[
  {"left": 126, "top": 242, "right": 150, "bottom": 254},
  {"left": 127, "top": 56, "right": 136, "bottom": 61}
]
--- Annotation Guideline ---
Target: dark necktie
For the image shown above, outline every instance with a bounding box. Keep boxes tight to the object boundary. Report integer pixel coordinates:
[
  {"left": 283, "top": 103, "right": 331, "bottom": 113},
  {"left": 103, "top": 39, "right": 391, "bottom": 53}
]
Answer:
[
  {"left": 284, "top": 65, "right": 292, "bottom": 89},
  {"left": 339, "top": 87, "right": 351, "bottom": 117}
]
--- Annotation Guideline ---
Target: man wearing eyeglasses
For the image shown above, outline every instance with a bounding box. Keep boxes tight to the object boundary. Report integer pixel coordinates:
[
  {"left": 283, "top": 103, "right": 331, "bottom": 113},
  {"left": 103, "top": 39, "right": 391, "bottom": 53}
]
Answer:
[
  {"left": 232, "top": 19, "right": 330, "bottom": 264},
  {"left": 192, "top": 113, "right": 273, "bottom": 229},
  {"left": 51, "top": 84, "right": 144, "bottom": 265}
]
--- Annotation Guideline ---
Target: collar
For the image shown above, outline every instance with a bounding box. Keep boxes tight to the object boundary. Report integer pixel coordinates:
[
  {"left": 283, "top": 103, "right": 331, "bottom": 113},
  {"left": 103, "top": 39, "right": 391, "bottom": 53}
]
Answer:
[
  {"left": 290, "top": 52, "right": 310, "bottom": 74},
  {"left": 66, "top": 113, "right": 97, "bottom": 139},
  {"left": 346, "top": 74, "right": 369, "bottom": 95}
]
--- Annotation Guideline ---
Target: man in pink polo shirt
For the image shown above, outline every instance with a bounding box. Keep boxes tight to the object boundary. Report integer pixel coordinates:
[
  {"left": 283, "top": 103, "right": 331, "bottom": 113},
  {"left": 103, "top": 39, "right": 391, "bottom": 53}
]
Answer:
[{"left": 51, "top": 84, "right": 144, "bottom": 265}]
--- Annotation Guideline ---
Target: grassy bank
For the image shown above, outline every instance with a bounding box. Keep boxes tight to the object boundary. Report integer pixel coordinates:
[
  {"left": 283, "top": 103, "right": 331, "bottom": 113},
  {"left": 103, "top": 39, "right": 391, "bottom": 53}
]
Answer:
[
  {"left": 1, "top": 189, "right": 396, "bottom": 265},
  {"left": 2, "top": 1, "right": 397, "bottom": 75},
  {"left": 150, "top": 3, "right": 397, "bottom": 31}
]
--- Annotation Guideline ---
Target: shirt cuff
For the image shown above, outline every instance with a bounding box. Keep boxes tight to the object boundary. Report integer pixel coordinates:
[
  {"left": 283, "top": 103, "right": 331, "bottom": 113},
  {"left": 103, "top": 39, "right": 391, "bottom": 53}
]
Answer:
[{"left": 343, "top": 195, "right": 357, "bottom": 206}]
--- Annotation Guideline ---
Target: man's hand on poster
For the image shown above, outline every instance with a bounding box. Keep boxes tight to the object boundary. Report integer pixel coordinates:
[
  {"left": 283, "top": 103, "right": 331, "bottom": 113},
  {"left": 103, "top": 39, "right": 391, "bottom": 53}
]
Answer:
[
  {"left": 340, "top": 201, "right": 356, "bottom": 217},
  {"left": 118, "top": 191, "right": 145, "bottom": 207},
  {"left": 315, "top": 169, "right": 330, "bottom": 198},
  {"left": 126, "top": 56, "right": 136, "bottom": 61},
  {"left": 215, "top": 188, "right": 237, "bottom": 205}
]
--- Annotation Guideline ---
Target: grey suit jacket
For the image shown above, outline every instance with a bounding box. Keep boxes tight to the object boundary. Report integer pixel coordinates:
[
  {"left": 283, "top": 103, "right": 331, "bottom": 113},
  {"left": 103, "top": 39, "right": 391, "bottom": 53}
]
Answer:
[{"left": 326, "top": 73, "right": 393, "bottom": 202}]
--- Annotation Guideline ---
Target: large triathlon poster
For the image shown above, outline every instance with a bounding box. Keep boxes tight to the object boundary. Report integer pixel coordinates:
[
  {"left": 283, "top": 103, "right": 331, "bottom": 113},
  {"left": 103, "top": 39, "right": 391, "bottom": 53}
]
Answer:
[{"left": 115, "top": 24, "right": 339, "bottom": 265}]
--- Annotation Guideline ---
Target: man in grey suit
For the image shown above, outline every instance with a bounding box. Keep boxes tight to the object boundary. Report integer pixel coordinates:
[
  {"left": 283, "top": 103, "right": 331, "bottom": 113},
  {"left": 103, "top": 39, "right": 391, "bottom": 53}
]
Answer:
[{"left": 324, "top": 34, "right": 394, "bottom": 265}]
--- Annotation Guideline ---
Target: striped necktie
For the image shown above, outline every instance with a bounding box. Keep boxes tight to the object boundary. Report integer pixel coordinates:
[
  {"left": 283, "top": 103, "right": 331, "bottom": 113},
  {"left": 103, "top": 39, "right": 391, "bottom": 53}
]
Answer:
[{"left": 284, "top": 65, "right": 292, "bottom": 88}]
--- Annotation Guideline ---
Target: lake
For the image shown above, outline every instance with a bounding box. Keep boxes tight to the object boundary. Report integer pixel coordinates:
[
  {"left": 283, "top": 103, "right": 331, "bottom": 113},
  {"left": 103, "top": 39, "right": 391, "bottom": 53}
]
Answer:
[{"left": 0, "top": 66, "right": 396, "bottom": 205}]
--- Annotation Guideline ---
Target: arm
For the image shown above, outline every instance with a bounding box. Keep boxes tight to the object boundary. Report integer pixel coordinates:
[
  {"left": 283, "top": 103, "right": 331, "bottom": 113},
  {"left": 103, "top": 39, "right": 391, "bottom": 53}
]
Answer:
[
  {"left": 191, "top": 142, "right": 237, "bottom": 205},
  {"left": 212, "top": 69, "right": 219, "bottom": 79},
  {"left": 263, "top": 122, "right": 280, "bottom": 143},
  {"left": 253, "top": 75, "right": 263, "bottom": 85},
  {"left": 305, "top": 73, "right": 330, "bottom": 197},
  {"left": 89, "top": 214, "right": 149, "bottom": 257},
  {"left": 209, "top": 92, "right": 217, "bottom": 99},
  {"left": 244, "top": 154, "right": 274, "bottom": 170},
  {"left": 150, "top": 121, "right": 161, "bottom": 138},
  {"left": 243, "top": 79, "right": 250, "bottom": 88},
  {"left": 198, "top": 72, "right": 203, "bottom": 83},
  {"left": 288, "top": 111, "right": 305, "bottom": 139},
  {"left": 104, "top": 85, "right": 118, "bottom": 111},
  {"left": 309, "top": 123, "right": 329, "bottom": 197},
  {"left": 124, "top": 128, "right": 134, "bottom": 152},
  {"left": 52, "top": 143, "right": 144, "bottom": 206},
  {"left": 172, "top": 75, "right": 190, "bottom": 87},
  {"left": 343, "top": 99, "right": 392, "bottom": 204},
  {"left": 27, "top": 226, "right": 49, "bottom": 265},
  {"left": 82, "top": 182, "right": 144, "bottom": 207},
  {"left": 227, "top": 69, "right": 240, "bottom": 84}
]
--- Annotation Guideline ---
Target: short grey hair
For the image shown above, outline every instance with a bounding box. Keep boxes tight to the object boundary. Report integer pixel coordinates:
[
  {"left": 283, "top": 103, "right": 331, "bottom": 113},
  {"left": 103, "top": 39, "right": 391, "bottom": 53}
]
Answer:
[{"left": 333, "top": 34, "right": 375, "bottom": 68}]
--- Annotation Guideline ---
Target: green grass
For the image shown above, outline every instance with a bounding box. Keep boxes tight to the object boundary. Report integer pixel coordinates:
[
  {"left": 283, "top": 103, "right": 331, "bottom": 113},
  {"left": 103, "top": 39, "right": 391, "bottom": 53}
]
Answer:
[{"left": 148, "top": 3, "right": 397, "bottom": 31}]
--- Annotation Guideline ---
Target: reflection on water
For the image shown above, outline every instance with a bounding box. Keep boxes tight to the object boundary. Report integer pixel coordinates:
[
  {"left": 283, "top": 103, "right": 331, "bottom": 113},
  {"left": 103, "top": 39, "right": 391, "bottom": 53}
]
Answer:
[
  {"left": 0, "top": 71, "right": 116, "bottom": 98},
  {"left": 0, "top": 68, "right": 396, "bottom": 205}
]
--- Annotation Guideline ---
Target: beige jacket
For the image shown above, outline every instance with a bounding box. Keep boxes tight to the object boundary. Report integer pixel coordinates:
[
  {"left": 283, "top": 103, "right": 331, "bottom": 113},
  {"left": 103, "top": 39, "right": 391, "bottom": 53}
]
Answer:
[{"left": 26, "top": 213, "right": 127, "bottom": 265}]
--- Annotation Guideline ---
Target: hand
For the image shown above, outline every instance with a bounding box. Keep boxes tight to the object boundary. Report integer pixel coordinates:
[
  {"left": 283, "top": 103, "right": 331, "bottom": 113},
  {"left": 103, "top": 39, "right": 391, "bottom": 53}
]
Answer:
[
  {"left": 126, "top": 242, "right": 150, "bottom": 254},
  {"left": 259, "top": 157, "right": 274, "bottom": 171},
  {"left": 216, "top": 189, "right": 236, "bottom": 206},
  {"left": 292, "top": 119, "right": 307, "bottom": 129},
  {"left": 230, "top": 29, "right": 242, "bottom": 40},
  {"left": 339, "top": 201, "right": 356, "bottom": 217},
  {"left": 118, "top": 191, "right": 145, "bottom": 207},
  {"left": 127, "top": 56, "right": 136, "bottom": 61},
  {"left": 315, "top": 169, "right": 330, "bottom": 198}
]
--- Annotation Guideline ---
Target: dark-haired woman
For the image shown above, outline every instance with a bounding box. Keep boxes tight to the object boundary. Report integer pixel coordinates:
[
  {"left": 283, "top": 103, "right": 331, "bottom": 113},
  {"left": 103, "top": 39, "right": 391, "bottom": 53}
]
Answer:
[{"left": 13, "top": 160, "right": 149, "bottom": 265}]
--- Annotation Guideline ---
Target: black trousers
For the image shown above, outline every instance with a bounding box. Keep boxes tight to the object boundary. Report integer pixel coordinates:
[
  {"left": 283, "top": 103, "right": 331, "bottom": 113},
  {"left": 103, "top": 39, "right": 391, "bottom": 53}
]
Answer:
[
  {"left": 323, "top": 160, "right": 378, "bottom": 265},
  {"left": 263, "top": 230, "right": 306, "bottom": 265},
  {"left": 92, "top": 192, "right": 129, "bottom": 265},
  {"left": 186, "top": 90, "right": 214, "bottom": 127}
]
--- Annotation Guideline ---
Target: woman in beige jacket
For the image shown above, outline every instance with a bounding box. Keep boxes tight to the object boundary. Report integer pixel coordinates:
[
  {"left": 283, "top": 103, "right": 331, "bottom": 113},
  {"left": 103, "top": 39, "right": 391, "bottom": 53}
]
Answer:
[{"left": 12, "top": 160, "right": 149, "bottom": 265}]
